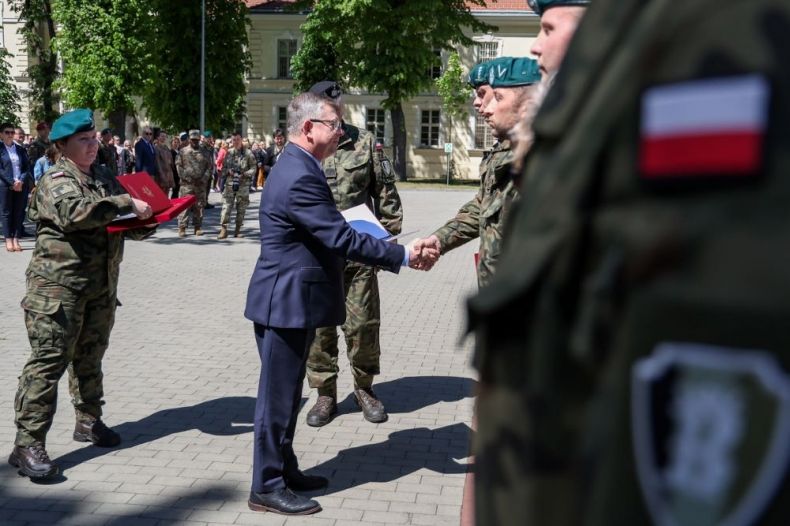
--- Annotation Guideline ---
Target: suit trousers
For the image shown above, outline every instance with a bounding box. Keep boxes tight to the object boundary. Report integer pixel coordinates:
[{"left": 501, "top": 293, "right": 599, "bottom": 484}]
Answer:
[
  {"left": 0, "top": 183, "right": 28, "bottom": 238},
  {"left": 252, "top": 323, "right": 315, "bottom": 493}
]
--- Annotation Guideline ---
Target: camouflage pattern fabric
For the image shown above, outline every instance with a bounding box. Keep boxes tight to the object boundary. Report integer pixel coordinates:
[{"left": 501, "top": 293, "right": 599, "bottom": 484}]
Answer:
[
  {"left": 306, "top": 124, "right": 402, "bottom": 390},
  {"left": 27, "top": 138, "right": 50, "bottom": 167},
  {"left": 467, "top": 1, "right": 790, "bottom": 525},
  {"left": 431, "top": 141, "right": 517, "bottom": 287},
  {"left": 154, "top": 143, "right": 175, "bottom": 191},
  {"left": 219, "top": 146, "right": 256, "bottom": 228},
  {"left": 15, "top": 158, "right": 150, "bottom": 447},
  {"left": 96, "top": 142, "right": 119, "bottom": 178},
  {"left": 176, "top": 144, "right": 212, "bottom": 229}
]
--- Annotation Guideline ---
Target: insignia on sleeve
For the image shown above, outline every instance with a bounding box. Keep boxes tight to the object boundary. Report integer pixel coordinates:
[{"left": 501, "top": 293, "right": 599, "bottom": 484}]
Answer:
[
  {"left": 639, "top": 75, "right": 770, "bottom": 180},
  {"left": 51, "top": 182, "right": 79, "bottom": 201},
  {"left": 632, "top": 342, "right": 790, "bottom": 526}
]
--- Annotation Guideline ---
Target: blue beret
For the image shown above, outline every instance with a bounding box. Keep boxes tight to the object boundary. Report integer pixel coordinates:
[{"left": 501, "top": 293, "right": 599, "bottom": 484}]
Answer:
[
  {"left": 202, "top": 130, "right": 213, "bottom": 138},
  {"left": 50, "top": 109, "right": 95, "bottom": 142},
  {"left": 527, "top": 0, "right": 590, "bottom": 16},
  {"left": 468, "top": 62, "right": 492, "bottom": 88},
  {"left": 488, "top": 57, "right": 541, "bottom": 88}
]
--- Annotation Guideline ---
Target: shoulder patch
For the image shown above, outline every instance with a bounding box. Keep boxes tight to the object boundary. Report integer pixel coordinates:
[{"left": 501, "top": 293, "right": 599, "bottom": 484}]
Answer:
[{"left": 50, "top": 179, "right": 80, "bottom": 201}]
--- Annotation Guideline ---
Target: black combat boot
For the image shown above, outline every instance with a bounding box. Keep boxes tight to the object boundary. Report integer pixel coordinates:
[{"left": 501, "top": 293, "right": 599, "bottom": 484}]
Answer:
[
  {"left": 305, "top": 388, "right": 337, "bottom": 428},
  {"left": 8, "top": 443, "right": 58, "bottom": 480},
  {"left": 354, "top": 387, "right": 388, "bottom": 423},
  {"left": 73, "top": 418, "right": 121, "bottom": 447}
]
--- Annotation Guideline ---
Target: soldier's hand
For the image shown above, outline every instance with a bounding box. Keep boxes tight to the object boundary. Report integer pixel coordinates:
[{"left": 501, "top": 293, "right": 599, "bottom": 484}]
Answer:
[{"left": 131, "top": 197, "right": 153, "bottom": 220}]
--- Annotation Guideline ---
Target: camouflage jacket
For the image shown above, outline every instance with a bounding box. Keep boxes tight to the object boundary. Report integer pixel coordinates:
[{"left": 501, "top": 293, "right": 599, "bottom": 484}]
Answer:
[
  {"left": 154, "top": 143, "right": 175, "bottom": 188},
  {"left": 323, "top": 123, "right": 403, "bottom": 235},
  {"left": 95, "top": 142, "right": 119, "bottom": 177},
  {"left": 27, "top": 138, "right": 51, "bottom": 166},
  {"left": 26, "top": 158, "right": 137, "bottom": 293},
  {"left": 221, "top": 146, "right": 256, "bottom": 198},
  {"left": 432, "top": 140, "right": 517, "bottom": 287},
  {"left": 176, "top": 144, "right": 212, "bottom": 185}
]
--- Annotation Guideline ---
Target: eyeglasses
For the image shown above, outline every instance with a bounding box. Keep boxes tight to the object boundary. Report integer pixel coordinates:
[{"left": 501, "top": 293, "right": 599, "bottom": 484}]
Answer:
[
  {"left": 310, "top": 119, "right": 342, "bottom": 132},
  {"left": 2, "top": 130, "right": 14, "bottom": 135}
]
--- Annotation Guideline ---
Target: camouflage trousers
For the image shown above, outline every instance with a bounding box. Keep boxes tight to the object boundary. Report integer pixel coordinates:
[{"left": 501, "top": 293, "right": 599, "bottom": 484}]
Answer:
[
  {"left": 178, "top": 182, "right": 208, "bottom": 229},
  {"left": 14, "top": 274, "right": 117, "bottom": 446},
  {"left": 219, "top": 191, "right": 250, "bottom": 228},
  {"left": 307, "top": 264, "right": 381, "bottom": 393}
]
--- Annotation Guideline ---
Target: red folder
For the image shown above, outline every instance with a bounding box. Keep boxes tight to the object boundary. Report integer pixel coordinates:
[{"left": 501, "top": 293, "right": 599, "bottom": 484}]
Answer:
[{"left": 106, "top": 172, "right": 197, "bottom": 233}]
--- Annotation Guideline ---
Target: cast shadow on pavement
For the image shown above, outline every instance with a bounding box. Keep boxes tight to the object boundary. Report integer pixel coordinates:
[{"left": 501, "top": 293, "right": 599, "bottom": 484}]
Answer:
[
  {"left": 335, "top": 375, "right": 475, "bottom": 416},
  {"left": 304, "top": 421, "right": 474, "bottom": 496}
]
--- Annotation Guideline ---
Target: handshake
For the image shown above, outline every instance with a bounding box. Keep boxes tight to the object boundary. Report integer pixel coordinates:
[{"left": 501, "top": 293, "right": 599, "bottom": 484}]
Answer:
[{"left": 405, "top": 236, "right": 442, "bottom": 271}]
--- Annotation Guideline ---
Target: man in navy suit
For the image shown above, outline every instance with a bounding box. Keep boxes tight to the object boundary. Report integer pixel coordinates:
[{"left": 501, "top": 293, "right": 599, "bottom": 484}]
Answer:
[
  {"left": 244, "top": 92, "right": 433, "bottom": 515},
  {"left": 134, "top": 126, "right": 158, "bottom": 178}
]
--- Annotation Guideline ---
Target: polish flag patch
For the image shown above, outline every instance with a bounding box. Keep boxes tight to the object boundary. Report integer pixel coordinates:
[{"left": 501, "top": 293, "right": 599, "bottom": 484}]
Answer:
[{"left": 639, "top": 75, "right": 770, "bottom": 179}]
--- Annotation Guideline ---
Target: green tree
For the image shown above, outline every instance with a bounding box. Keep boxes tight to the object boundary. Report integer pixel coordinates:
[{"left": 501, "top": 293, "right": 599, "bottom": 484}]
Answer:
[
  {"left": 435, "top": 52, "right": 471, "bottom": 180},
  {"left": 52, "top": 0, "right": 152, "bottom": 137},
  {"left": 0, "top": 49, "right": 22, "bottom": 125},
  {"left": 291, "top": 0, "right": 493, "bottom": 180},
  {"left": 8, "top": 0, "right": 59, "bottom": 123},
  {"left": 142, "top": 0, "right": 252, "bottom": 133}
]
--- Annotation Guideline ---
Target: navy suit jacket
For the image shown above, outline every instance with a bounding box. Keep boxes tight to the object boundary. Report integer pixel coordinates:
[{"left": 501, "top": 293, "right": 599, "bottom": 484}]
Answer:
[
  {"left": 0, "top": 143, "right": 32, "bottom": 188},
  {"left": 245, "top": 143, "right": 404, "bottom": 329},
  {"left": 134, "top": 139, "right": 158, "bottom": 176}
]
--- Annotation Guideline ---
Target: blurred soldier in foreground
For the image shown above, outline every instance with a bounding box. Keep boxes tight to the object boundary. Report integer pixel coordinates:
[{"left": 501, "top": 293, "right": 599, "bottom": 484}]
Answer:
[
  {"left": 176, "top": 130, "right": 212, "bottom": 237},
  {"left": 218, "top": 131, "right": 256, "bottom": 239},
  {"left": 412, "top": 57, "right": 540, "bottom": 287},
  {"left": 304, "top": 81, "right": 404, "bottom": 427},
  {"left": 9, "top": 109, "right": 154, "bottom": 481},
  {"left": 469, "top": 0, "right": 790, "bottom": 525}
]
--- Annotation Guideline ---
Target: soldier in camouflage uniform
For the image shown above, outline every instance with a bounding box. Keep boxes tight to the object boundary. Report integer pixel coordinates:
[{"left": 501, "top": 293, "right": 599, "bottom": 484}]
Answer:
[
  {"left": 413, "top": 57, "right": 540, "bottom": 287},
  {"left": 303, "top": 81, "right": 403, "bottom": 427},
  {"left": 468, "top": 0, "right": 790, "bottom": 525},
  {"left": 176, "top": 130, "right": 212, "bottom": 237},
  {"left": 218, "top": 131, "right": 257, "bottom": 239},
  {"left": 8, "top": 109, "right": 155, "bottom": 481},
  {"left": 95, "top": 128, "right": 119, "bottom": 178},
  {"left": 27, "top": 122, "right": 51, "bottom": 167}
]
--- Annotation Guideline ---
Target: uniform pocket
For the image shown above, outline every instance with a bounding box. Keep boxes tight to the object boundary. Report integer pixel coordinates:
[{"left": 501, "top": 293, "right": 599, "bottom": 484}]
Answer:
[{"left": 21, "top": 293, "right": 62, "bottom": 315}]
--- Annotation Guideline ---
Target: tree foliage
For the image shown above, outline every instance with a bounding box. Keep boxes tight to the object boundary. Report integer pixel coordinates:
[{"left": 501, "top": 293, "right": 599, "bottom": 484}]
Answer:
[
  {"left": 291, "top": 0, "right": 494, "bottom": 179},
  {"left": 0, "top": 49, "right": 22, "bottom": 125},
  {"left": 142, "top": 0, "right": 252, "bottom": 133},
  {"left": 8, "top": 0, "right": 59, "bottom": 123},
  {"left": 435, "top": 52, "right": 471, "bottom": 120},
  {"left": 52, "top": 0, "right": 152, "bottom": 116}
]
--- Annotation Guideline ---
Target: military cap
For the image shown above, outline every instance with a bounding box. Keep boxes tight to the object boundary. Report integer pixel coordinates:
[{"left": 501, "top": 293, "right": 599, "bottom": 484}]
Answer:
[
  {"left": 488, "top": 57, "right": 541, "bottom": 88},
  {"left": 309, "top": 81, "right": 343, "bottom": 100},
  {"left": 50, "top": 108, "right": 95, "bottom": 142},
  {"left": 468, "top": 61, "right": 492, "bottom": 88},
  {"left": 527, "top": 0, "right": 590, "bottom": 16},
  {"left": 202, "top": 130, "right": 213, "bottom": 138},
  {"left": 189, "top": 129, "right": 201, "bottom": 139}
]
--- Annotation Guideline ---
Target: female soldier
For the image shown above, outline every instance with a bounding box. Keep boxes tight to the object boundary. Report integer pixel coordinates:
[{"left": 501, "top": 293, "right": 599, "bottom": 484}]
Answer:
[{"left": 8, "top": 109, "right": 154, "bottom": 481}]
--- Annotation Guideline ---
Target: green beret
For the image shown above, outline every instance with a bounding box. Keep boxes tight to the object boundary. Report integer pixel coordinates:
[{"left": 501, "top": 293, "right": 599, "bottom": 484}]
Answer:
[
  {"left": 467, "top": 61, "right": 492, "bottom": 88},
  {"left": 50, "top": 108, "right": 95, "bottom": 142},
  {"left": 488, "top": 57, "right": 541, "bottom": 88},
  {"left": 527, "top": 0, "right": 590, "bottom": 16}
]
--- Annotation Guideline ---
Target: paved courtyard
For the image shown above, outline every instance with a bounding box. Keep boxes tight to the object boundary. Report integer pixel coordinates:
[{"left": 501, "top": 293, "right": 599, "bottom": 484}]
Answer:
[{"left": 0, "top": 188, "right": 479, "bottom": 526}]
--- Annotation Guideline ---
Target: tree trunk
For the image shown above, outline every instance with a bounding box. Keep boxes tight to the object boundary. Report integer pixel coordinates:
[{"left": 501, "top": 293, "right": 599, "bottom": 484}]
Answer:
[
  {"left": 390, "top": 103, "right": 407, "bottom": 181},
  {"left": 108, "top": 109, "right": 127, "bottom": 140}
]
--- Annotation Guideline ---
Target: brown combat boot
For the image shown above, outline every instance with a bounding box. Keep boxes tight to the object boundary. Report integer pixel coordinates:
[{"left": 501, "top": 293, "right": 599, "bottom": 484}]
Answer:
[
  {"left": 306, "top": 388, "right": 337, "bottom": 427},
  {"left": 354, "top": 387, "right": 387, "bottom": 423},
  {"left": 73, "top": 418, "right": 121, "bottom": 447},
  {"left": 178, "top": 227, "right": 186, "bottom": 238},
  {"left": 8, "top": 443, "right": 58, "bottom": 480},
  {"left": 194, "top": 227, "right": 204, "bottom": 236},
  {"left": 234, "top": 224, "right": 242, "bottom": 238},
  {"left": 218, "top": 226, "right": 228, "bottom": 239}
]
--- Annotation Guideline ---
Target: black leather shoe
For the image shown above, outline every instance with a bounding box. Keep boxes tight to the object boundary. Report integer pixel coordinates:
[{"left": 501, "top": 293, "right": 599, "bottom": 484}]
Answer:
[
  {"left": 305, "top": 395, "right": 337, "bottom": 427},
  {"left": 248, "top": 488, "right": 321, "bottom": 515},
  {"left": 354, "top": 387, "right": 388, "bottom": 423},
  {"left": 73, "top": 419, "right": 121, "bottom": 447},
  {"left": 285, "top": 469, "right": 329, "bottom": 491},
  {"left": 8, "top": 443, "right": 58, "bottom": 480}
]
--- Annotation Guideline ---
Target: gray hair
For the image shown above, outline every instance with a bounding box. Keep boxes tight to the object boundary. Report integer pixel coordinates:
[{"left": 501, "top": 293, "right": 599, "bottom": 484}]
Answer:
[{"left": 287, "top": 92, "right": 339, "bottom": 137}]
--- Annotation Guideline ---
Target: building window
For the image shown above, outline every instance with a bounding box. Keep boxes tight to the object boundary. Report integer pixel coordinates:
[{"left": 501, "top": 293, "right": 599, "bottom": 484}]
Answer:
[
  {"left": 277, "top": 39, "right": 297, "bottom": 79},
  {"left": 476, "top": 41, "right": 499, "bottom": 62},
  {"left": 474, "top": 116, "right": 495, "bottom": 150},
  {"left": 366, "top": 108, "right": 386, "bottom": 145},
  {"left": 277, "top": 106, "right": 288, "bottom": 135},
  {"left": 420, "top": 110, "right": 441, "bottom": 147},
  {"left": 426, "top": 49, "right": 442, "bottom": 80}
]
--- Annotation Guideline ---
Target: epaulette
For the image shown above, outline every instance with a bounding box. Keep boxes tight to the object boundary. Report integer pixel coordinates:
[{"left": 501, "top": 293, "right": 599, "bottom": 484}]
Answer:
[{"left": 50, "top": 172, "right": 66, "bottom": 178}]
